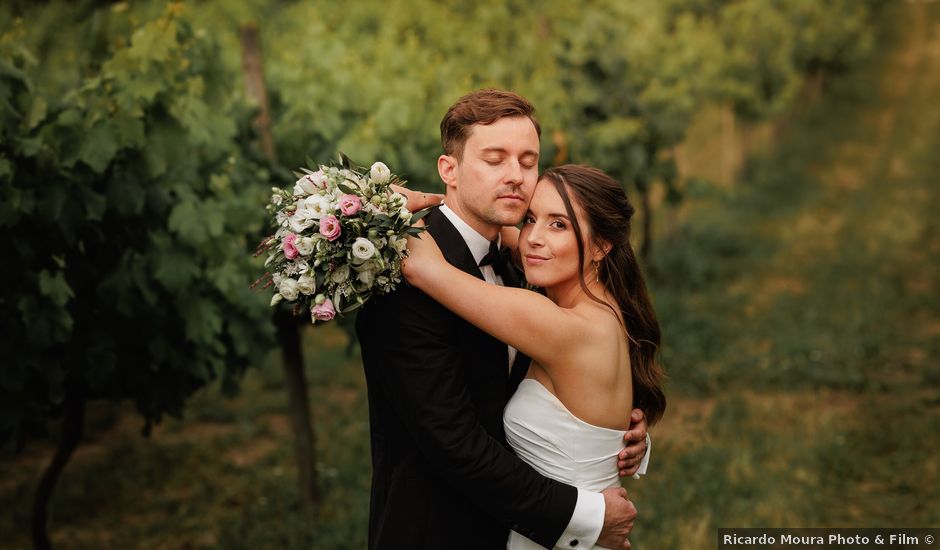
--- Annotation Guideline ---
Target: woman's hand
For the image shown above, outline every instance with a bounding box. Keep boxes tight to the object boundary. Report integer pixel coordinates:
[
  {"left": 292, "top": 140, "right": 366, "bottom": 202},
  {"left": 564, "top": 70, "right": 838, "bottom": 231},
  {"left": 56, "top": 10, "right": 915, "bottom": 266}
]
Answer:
[
  {"left": 401, "top": 221, "right": 444, "bottom": 287},
  {"left": 391, "top": 184, "right": 444, "bottom": 213}
]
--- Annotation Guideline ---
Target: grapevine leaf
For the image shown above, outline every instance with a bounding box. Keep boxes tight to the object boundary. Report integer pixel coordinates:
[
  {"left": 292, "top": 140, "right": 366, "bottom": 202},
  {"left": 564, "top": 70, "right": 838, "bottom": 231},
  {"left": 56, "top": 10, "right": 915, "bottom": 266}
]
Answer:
[
  {"left": 181, "top": 298, "right": 223, "bottom": 344},
  {"left": 24, "top": 96, "right": 47, "bottom": 131},
  {"left": 82, "top": 187, "right": 107, "bottom": 221},
  {"left": 167, "top": 201, "right": 204, "bottom": 244},
  {"left": 38, "top": 270, "right": 74, "bottom": 307},
  {"left": 79, "top": 123, "right": 119, "bottom": 174}
]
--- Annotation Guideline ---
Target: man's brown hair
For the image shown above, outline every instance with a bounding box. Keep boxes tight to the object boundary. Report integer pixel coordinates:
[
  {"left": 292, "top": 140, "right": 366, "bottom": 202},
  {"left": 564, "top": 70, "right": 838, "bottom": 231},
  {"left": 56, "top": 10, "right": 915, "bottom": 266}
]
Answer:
[{"left": 440, "top": 89, "right": 541, "bottom": 159}]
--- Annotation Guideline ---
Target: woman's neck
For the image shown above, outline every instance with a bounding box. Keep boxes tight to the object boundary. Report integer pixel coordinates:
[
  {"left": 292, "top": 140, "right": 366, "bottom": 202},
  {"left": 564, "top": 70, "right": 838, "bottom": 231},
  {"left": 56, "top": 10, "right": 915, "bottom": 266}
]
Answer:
[{"left": 545, "top": 277, "right": 605, "bottom": 308}]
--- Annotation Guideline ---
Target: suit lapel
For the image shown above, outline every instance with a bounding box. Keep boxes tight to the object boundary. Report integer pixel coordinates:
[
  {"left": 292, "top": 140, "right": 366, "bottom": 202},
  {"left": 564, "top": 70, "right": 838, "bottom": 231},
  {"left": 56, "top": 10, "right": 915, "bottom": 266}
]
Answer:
[
  {"left": 425, "top": 207, "right": 486, "bottom": 281},
  {"left": 425, "top": 206, "right": 532, "bottom": 394}
]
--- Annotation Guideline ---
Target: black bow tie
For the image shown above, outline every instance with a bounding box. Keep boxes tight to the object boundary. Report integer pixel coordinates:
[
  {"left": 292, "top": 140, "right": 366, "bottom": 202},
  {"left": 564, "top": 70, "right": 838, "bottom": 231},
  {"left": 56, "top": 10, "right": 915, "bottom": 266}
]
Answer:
[
  {"left": 479, "top": 240, "right": 516, "bottom": 283},
  {"left": 478, "top": 240, "right": 502, "bottom": 268}
]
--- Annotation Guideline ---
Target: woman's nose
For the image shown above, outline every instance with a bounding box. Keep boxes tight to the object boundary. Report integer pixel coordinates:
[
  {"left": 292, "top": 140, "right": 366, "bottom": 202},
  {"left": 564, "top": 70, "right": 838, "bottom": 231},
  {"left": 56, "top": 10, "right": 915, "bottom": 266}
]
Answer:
[{"left": 525, "top": 225, "right": 544, "bottom": 247}]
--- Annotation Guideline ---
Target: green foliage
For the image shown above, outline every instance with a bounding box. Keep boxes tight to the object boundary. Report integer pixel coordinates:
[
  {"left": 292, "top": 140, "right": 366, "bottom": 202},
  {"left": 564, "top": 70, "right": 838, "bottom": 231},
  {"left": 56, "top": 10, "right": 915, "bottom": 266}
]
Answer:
[{"left": 0, "top": 5, "right": 274, "bottom": 446}]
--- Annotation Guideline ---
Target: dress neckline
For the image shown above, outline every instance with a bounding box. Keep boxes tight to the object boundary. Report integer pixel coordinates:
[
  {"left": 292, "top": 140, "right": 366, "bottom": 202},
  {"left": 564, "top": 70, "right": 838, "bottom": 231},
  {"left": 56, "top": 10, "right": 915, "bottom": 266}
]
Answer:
[{"left": 519, "top": 378, "right": 627, "bottom": 434}]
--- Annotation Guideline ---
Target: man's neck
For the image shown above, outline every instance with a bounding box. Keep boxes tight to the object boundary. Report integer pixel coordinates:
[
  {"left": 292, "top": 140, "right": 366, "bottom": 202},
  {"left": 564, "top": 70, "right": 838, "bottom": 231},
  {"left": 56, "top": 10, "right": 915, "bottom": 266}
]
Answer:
[{"left": 442, "top": 198, "right": 500, "bottom": 241}]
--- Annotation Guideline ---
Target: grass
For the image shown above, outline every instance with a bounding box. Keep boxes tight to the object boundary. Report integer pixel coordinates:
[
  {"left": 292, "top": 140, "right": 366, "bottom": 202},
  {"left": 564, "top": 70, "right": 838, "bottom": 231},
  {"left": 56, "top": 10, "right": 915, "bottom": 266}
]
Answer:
[{"left": 2, "top": 2, "right": 939, "bottom": 548}]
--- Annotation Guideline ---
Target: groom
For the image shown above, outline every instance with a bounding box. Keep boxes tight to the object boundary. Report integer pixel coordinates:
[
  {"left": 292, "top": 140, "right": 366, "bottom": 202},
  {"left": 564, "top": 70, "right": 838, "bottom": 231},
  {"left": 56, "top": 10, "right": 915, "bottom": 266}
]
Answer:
[{"left": 357, "top": 89, "right": 649, "bottom": 550}]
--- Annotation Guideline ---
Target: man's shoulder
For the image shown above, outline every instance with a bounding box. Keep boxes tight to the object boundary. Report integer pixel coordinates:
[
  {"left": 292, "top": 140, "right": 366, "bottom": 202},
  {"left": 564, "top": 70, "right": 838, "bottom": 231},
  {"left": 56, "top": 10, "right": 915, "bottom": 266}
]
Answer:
[{"left": 361, "top": 282, "right": 446, "bottom": 321}]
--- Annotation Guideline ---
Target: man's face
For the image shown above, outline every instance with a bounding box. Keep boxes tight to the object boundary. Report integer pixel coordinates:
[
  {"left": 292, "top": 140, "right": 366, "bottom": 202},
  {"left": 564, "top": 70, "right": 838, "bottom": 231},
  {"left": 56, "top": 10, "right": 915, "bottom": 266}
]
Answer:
[{"left": 439, "top": 116, "right": 540, "bottom": 238}]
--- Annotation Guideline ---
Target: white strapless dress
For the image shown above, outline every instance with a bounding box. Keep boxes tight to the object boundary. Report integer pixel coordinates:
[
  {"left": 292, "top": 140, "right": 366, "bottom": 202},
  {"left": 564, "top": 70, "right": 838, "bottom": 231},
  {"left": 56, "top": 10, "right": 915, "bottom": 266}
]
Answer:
[{"left": 504, "top": 378, "right": 626, "bottom": 550}]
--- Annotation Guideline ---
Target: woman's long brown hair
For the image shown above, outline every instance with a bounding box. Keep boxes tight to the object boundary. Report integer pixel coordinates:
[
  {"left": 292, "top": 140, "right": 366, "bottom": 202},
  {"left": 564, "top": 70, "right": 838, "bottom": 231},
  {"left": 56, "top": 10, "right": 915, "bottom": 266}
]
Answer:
[{"left": 541, "top": 165, "right": 666, "bottom": 426}]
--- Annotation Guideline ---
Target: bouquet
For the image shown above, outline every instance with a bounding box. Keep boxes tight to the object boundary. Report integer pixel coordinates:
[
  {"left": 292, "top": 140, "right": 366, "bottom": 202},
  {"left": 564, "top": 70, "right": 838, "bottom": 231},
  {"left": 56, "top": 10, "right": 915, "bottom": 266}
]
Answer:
[{"left": 254, "top": 155, "right": 428, "bottom": 323}]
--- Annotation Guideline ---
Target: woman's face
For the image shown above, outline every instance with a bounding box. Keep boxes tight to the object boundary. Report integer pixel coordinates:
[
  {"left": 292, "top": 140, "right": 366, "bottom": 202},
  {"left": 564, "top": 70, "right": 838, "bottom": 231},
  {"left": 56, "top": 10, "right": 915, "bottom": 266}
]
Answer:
[{"left": 519, "top": 179, "right": 594, "bottom": 289}]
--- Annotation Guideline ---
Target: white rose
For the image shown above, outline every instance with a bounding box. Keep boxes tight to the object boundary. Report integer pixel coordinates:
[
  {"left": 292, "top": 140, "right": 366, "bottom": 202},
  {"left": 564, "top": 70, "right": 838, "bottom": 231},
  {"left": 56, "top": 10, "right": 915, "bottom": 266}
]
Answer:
[
  {"left": 295, "top": 260, "right": 310, "bottom": 274},
  {"left": 270, "top": 293, "right": 284, "bottom": 306},
  {"left": 293, "top": 177, "right": 315, "bottom": 197},
  {"left": 352, "top": 237, "right": 377, "bottom": 261},
  {"left": 357, "top": 269, "right": 375, "bottom": 286},
  {"left": 370, "top": 162, "right": 391, "bottom": 184},
  {"left": 303, "top": 195, "right": 332, "bottom": 219},
  {"left": 271, "top": 194, "right": 284, "bottom": 206},
  {"left": 297, "top": 274, "right": 316, "bottom": 295},
  {"left": 354, "top": 259, "right": 379, "bottom": 272},
  {"left": 272, "top": 272, "right": 284, "bottom": 286},
  {"left": 331, "top": 265, "right": 351, "bottom": 284},
  {"left": 295, "top": 237, "right": 315, "bottom": 256},
  {"left": 390, "top": 236, "right": 408, "bottom": 254},
  {"left": 288, "top": 209, "right": 317, "bottom": 232},
  {"left": 293, "top": 172, "right": 328, "bottom": 196},
  {"left": 279, "top": 278, "right": 300, "bottom": 301},
  {"left": 399, "top": 207, "right": 412, "bottom": 222}
]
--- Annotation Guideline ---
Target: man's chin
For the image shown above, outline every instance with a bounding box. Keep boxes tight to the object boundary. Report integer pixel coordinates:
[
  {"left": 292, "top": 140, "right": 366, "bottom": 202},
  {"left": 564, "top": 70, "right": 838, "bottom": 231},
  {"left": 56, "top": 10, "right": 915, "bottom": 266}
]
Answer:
[{"left": 490, "top": 209, "right": 526, "bottom": 227}]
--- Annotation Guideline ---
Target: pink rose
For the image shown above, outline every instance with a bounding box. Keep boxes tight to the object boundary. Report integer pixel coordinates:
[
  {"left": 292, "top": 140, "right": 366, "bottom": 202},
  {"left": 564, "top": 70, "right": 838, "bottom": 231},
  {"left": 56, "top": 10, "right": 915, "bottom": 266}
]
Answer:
[
  {"left": 338, "top": 194, "right": 362, "bottom": 216},
  {"left": 319, "top": 215, "right": 342, "bottom": 241},
  {"left": 311, "top": 299, "right": 336, "bottom": 322},
  {"left": 282, "top": 233, "right": 299, "bottom": 260}
]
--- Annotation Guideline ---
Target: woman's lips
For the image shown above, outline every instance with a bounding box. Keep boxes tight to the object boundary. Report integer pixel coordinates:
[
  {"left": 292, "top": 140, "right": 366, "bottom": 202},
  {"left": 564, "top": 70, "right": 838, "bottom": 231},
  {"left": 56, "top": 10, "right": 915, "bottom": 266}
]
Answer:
[{"left": 524, "top": 254, "right": 549, "bottom": 265}]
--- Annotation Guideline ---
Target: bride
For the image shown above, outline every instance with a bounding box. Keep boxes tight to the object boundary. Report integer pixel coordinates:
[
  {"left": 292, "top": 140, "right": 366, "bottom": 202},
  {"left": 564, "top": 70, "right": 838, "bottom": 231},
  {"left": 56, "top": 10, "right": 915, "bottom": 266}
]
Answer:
[{"left": 402, "top": 164, "right": 667, "bottom": 550}]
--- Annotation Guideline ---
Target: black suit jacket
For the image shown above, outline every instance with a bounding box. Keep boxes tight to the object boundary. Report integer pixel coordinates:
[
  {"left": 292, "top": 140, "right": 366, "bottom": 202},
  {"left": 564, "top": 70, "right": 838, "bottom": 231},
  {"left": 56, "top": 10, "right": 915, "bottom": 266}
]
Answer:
[{"left": 356, "top": 206, "right": 578, "bottom": 549}]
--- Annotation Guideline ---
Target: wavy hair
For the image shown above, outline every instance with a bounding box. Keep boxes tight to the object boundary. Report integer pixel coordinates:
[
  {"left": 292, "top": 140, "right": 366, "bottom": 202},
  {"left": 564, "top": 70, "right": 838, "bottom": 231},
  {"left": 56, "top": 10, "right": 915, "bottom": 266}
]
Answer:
[{"left": 540, "top": 165, "right": 666, "bottom": 425}]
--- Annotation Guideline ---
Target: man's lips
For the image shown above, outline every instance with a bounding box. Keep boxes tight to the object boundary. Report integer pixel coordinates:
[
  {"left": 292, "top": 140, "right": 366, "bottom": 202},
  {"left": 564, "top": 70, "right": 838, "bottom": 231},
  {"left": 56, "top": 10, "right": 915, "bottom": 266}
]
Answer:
[{"left": 498, "top": 194, "right": 525, "bottom": 201}]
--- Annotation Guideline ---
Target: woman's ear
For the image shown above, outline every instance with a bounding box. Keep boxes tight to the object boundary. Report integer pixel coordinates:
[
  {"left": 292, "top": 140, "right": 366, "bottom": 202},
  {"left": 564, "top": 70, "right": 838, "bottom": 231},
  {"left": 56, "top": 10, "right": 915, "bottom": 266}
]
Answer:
[{"left": 592, "top": 240, "right": 613, "bottom": 262}]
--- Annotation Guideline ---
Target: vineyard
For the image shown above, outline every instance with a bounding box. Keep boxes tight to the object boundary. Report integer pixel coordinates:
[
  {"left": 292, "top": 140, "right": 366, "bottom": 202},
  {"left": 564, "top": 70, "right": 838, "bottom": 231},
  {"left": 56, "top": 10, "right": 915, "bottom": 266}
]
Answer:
[{"left": 2, "top": 0, "right": 938, "bottom": 548}]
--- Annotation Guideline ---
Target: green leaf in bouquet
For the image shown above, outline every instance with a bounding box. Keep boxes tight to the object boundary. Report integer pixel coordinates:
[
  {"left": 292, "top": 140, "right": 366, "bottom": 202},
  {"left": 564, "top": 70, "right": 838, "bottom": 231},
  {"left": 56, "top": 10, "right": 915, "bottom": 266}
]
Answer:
[
  {"left": 341, "top": 291, "right": 370, "bottom": 314},
  {"left": 336, "top": 182, "right": 357, "bottom": 195},
  {"left": 332, "top": 288, "right": 343, "bottom": 308},
  {"left": 410, "top": 209, "right": 432, "bottom": 223},
  {"left": 305, "top": 155, "right": 316, "bottom": 170},
  {"left": 339, "top": 152, "right": 357, "bottom": 171}
]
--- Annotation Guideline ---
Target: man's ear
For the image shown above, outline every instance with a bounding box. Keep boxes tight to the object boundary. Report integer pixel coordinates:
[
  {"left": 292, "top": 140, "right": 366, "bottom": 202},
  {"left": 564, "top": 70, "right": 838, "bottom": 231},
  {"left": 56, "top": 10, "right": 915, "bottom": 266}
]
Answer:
[{"left": 438, "top": 154, "right": 458, "bottom": 193}]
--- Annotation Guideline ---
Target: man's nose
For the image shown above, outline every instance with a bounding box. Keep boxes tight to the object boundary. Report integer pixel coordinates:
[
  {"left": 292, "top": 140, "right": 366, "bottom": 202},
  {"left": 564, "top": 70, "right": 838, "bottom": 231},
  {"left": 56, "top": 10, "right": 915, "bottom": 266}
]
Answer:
[{"left": 505, "top": 159, "right": 523, "bottom": 184}]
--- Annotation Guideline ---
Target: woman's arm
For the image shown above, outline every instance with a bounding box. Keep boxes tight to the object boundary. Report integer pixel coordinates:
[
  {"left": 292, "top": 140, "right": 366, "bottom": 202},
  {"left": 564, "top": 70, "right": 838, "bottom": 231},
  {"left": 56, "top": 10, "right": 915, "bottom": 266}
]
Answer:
[{"left": 402, "top": 231, "right": 586, "bottom": 367}]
